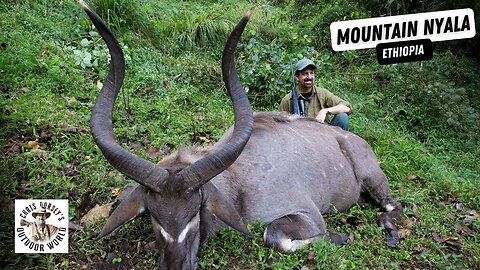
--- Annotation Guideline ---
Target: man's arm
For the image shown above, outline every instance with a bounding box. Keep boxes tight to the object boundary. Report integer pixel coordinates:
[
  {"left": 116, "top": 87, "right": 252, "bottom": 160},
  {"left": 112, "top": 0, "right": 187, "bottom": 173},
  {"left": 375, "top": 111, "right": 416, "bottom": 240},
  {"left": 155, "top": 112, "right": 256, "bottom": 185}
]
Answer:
[
  {"left": 316, "top": 104, "right": 351, "bottom": 123},
  {"left": 315, "top": 89, "right": 352, "bottom": 123}
]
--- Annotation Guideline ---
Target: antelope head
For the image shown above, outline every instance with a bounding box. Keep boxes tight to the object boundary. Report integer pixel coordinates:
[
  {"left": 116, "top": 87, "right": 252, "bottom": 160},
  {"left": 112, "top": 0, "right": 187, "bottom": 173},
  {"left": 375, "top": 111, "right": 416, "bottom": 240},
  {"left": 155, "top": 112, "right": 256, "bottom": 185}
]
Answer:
[{"left": 78, "top": 1, "right": 254, "bottom": 269}]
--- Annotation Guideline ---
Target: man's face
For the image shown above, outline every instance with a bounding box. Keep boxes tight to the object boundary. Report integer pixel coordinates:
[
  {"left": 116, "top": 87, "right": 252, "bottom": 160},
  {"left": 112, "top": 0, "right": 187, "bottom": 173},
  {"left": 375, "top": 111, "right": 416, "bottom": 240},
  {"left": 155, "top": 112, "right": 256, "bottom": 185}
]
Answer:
[
  {"left": 295, "top": 67, "right": 316, "bottom": 90},
  {"left": 35, "top": 214, "right": 46, "bottom": 225}
]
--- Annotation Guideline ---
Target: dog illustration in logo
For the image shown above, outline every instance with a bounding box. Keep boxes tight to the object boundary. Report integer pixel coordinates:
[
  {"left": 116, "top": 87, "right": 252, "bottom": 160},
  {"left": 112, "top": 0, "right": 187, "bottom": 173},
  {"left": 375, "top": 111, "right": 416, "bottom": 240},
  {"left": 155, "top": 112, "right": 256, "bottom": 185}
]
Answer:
[{"left": 20, "top": 207, "right": 59, "bottom": 242}]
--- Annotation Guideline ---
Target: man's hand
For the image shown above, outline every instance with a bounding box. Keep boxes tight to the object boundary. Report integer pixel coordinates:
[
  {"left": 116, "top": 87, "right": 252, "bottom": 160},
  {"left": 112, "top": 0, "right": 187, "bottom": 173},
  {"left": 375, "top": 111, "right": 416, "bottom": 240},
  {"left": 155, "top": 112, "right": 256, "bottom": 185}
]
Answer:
[
  {"left": 316, "top": 108, "right": 329, "bottom": 123},
  {"left": 316, "top": 105, "right": 351, "bottom": 123}
]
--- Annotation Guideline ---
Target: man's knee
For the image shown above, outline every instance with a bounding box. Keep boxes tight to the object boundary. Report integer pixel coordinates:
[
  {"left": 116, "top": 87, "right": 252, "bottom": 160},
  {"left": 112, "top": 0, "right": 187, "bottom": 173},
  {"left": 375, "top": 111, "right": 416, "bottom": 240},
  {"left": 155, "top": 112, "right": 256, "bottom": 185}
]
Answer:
[{"left": 331, "top": 113, "right": 349, "bottom": 131}]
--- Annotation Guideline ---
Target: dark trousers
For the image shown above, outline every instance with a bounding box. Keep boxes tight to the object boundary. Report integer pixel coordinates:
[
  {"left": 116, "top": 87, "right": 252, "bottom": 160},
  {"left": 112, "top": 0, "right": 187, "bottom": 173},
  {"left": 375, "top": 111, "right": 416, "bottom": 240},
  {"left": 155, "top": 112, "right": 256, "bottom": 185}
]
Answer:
[{"left": 330, "top": 113, "right": 349, "bottom": 131}]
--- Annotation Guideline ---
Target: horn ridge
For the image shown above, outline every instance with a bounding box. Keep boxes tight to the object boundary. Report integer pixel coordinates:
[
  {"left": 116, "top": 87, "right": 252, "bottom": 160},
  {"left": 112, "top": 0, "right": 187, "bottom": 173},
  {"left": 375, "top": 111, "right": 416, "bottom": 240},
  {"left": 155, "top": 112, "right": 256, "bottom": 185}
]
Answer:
[
  {"left": 180, "top": 8, "right": 255, "bottom": 191},
  {"left": 80, "top": 0, "right": 169, "bottom": 192}
]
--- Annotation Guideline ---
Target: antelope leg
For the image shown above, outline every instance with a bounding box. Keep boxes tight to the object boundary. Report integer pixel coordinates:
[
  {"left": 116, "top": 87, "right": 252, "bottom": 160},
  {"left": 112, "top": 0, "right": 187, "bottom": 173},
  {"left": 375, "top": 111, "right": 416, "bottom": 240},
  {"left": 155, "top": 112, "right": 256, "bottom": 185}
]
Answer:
[{"left": 263, "top": 213, "right": 329, "bottom": 253}]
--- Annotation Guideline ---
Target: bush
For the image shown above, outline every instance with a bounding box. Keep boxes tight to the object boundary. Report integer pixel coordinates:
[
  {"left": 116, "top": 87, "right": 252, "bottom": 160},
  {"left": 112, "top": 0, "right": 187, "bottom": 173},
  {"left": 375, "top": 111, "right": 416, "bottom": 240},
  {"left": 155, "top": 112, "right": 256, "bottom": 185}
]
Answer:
[
  {"left": 91, "top": 0, "right": 141, "bottom": 32},
  {"left": 237, "top": 36, "right": 318, "bottom": 110},
  {"left": 291, "top": 0, "right": 367, "bottom": 50}
]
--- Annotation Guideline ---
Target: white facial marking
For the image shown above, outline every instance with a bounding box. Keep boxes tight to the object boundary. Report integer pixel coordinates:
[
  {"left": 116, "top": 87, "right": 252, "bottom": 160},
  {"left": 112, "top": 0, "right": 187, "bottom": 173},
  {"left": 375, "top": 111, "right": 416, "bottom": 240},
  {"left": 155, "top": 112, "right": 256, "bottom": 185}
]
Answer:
[
  {"left": 161, "top": 227, "right": 175, "bottom": 243},
  {"left": 153, "top": 212, "right": 200, "bottom": 244},
  {"left": 178, "top": 212, "right": 200, "bottom": 243},
  {"left": 152, "top": 218, "right": 175, "bottom": 243}
]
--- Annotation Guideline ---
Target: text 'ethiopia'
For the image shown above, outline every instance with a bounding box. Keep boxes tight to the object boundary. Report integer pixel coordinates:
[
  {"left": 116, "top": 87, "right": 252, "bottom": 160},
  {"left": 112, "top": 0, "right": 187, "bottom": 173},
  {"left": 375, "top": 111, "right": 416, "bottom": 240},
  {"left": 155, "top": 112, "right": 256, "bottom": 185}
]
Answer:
[{"left": 376, "top": 39, "right": 433, "bottom": 65}]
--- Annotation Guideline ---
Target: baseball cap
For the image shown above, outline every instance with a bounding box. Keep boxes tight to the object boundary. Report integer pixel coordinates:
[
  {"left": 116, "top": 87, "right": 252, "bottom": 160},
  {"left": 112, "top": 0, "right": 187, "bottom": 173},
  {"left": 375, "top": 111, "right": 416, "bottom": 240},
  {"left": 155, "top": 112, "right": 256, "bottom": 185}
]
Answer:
[{"left": 295, "top": 58, "right": 317, "bottom": 72}]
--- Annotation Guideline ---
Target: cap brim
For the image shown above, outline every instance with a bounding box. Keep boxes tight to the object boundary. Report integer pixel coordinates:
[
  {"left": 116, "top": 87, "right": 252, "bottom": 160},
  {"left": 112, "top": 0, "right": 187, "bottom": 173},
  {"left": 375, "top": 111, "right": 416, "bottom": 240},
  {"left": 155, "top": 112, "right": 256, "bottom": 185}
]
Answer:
[
  {"left": 296, "top": 63, "right": 317, "bottom": 72},
  {"left": 32, "top": 213, "right": 51, "bottom": 218}
]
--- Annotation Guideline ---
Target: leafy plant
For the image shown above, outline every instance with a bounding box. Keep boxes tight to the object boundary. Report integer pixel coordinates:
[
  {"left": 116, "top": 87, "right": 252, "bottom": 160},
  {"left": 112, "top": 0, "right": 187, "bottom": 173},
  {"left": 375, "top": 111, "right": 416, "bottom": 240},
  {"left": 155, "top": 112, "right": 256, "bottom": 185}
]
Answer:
[
  {"left": 90, "top": 0, "right": 140, "bottom": 32},
  {"left": 69, "top": 35, "right": 108, "bottom": 69},
  {"left": 237, "top": 34, "right": 318, "bottom": 110}
]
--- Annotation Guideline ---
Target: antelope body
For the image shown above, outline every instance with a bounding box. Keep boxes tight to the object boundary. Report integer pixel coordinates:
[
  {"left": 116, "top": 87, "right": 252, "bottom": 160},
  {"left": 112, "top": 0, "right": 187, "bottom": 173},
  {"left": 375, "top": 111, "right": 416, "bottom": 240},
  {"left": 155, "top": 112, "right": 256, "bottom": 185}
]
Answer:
[{"left": 78, "top": 1, "right": 402, "bottom": 269}]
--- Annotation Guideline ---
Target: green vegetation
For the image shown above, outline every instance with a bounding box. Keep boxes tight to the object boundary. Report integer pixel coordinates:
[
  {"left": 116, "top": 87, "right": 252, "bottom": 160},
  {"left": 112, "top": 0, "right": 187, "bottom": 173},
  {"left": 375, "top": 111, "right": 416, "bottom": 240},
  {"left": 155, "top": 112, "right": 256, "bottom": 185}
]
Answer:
[{"left": 1, "top": 0, "right": 478, "bottom": 269}]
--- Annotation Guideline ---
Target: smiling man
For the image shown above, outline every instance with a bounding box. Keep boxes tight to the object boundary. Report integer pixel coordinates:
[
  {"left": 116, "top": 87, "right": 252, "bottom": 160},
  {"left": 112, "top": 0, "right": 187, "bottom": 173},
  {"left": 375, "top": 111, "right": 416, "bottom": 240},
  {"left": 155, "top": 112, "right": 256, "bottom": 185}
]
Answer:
[
  {"left": 21, "top": 207, "right": 59, "bottom": 243},
  {"left": 279, "top": 58, "right": 352, "bottom": 131}
]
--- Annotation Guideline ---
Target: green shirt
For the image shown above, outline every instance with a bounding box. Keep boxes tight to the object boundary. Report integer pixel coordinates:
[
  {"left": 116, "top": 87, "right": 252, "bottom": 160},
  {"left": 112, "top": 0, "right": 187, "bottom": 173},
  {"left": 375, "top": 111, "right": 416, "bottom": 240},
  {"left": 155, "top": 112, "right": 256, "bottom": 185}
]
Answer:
[{"left": 279, "top": 86, "right": 352, "bottom": 119}]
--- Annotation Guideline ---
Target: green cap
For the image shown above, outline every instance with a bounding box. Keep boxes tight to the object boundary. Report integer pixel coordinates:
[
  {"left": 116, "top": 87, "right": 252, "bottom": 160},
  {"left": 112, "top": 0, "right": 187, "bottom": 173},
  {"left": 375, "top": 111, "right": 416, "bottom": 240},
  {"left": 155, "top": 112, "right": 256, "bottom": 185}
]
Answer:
[{"left": 295, "top": 58, "right": 317, "bottom": 72}]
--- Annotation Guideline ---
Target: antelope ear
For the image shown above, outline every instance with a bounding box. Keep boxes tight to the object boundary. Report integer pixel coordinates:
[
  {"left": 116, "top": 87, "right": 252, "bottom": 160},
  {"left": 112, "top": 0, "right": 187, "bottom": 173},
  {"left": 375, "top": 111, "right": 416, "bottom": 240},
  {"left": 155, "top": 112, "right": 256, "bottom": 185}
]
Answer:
[
  {"left": 202, "top": 183, "right": 253, "bottom": 238},
  {"left": 95, "top": 184, "right": 147, "bottom": 240}
]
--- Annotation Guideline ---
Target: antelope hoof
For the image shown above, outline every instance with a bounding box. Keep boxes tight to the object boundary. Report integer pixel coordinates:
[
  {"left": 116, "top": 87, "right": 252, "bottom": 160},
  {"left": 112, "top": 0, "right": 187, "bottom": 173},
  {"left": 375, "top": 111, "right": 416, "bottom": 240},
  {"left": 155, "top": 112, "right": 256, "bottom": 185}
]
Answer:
[
  {"left": 329, "top": 233, "right": 352, "bottom": 245},
  {"left": 385, "top": 229, "right": 399, "bottom": 247}
]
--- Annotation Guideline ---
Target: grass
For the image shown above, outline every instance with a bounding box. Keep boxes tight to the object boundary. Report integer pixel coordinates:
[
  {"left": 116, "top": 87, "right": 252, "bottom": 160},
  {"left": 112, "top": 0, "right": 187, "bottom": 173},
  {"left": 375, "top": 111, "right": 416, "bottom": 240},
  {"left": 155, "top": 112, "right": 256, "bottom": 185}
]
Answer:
[{"left": 1, "top": 0, "right": 479, "bottom": 269}]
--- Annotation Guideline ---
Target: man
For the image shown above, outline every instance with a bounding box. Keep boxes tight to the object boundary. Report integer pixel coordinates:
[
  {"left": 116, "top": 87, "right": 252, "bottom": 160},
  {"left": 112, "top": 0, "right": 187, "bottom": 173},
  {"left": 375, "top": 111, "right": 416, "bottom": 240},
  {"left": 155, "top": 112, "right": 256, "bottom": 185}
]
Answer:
[
  {"left": 21, "top": 207, "right": 59, "bottom": 242},
  {"left": 279, "top": 58, "right": 352, "bottom": 131}
]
